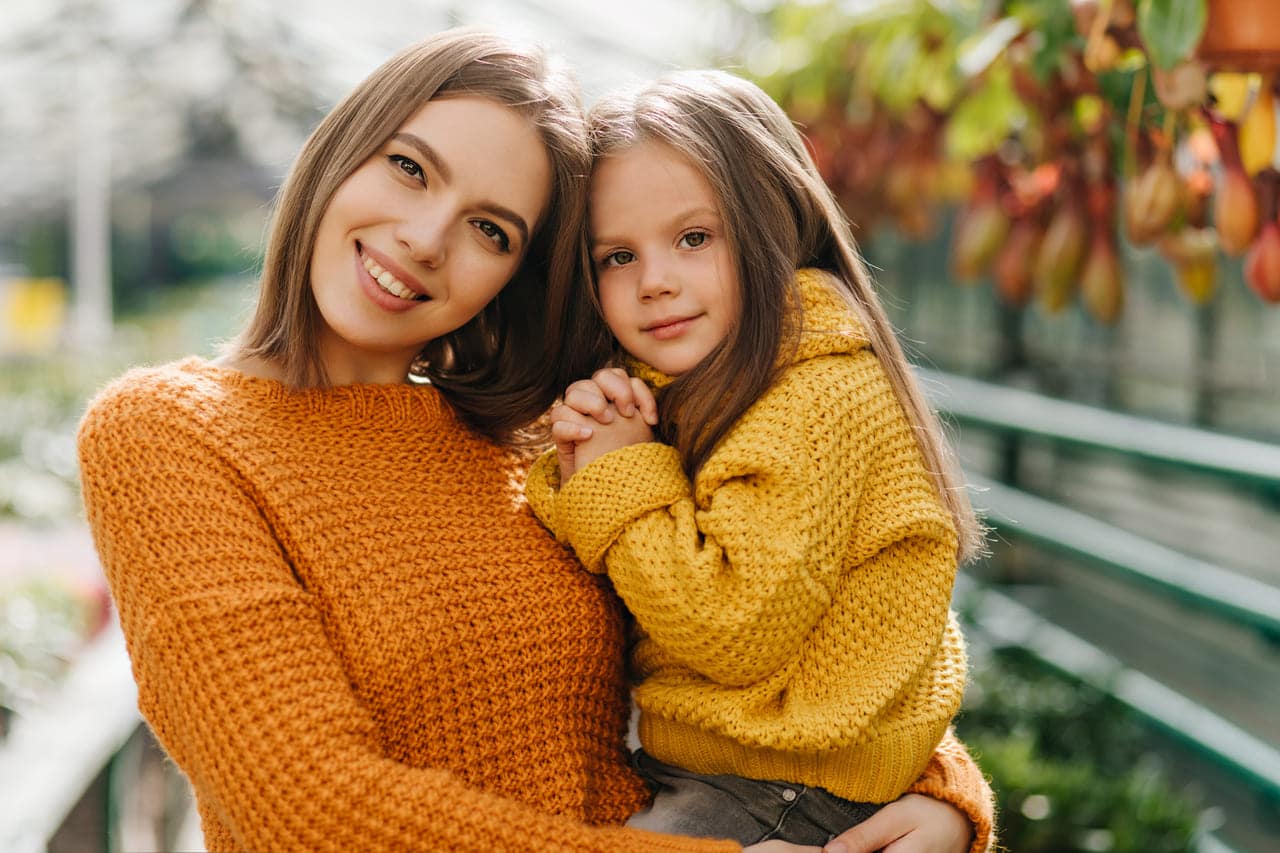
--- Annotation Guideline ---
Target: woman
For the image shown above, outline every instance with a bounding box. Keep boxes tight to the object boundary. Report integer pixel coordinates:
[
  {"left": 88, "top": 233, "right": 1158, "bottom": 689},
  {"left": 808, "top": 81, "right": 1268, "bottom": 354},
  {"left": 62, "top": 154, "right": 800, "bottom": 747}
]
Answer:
[{"left": 77, "top": 29, "right": 991, "bottom": 853}]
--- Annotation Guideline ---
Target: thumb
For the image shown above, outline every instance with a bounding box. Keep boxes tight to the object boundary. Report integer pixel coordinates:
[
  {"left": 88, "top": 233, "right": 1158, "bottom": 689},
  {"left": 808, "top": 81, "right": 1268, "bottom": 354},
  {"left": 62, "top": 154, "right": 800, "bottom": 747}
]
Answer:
[{"left": 550, "top": 419, "right": 590, "bottom": 483}]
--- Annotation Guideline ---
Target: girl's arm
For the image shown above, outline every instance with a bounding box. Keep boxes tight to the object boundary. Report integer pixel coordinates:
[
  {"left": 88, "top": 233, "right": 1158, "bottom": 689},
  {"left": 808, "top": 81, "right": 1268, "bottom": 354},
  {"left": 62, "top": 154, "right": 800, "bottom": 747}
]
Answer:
[
  {"left": 77, "top": 383, "right": 734, "bottom": 853},
  {"left": 535, "top": 353, "right": 957, "bottom": 688}
]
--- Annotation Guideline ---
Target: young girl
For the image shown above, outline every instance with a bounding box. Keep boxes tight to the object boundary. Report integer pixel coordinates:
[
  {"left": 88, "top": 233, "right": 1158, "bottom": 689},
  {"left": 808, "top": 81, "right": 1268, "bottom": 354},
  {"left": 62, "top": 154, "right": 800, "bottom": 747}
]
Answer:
[
  {"left": 525, "top": 69, "right": 989, "bottom": 851},
  {"left": 77, "top": 30, "right": 990, "bottom": 853}
]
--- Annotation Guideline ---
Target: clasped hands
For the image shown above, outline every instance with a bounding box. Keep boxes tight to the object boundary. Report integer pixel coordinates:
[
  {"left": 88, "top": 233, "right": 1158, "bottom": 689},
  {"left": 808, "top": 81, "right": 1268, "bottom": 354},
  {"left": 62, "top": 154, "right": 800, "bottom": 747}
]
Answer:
[{"left": 550, "top": 367, "right": 659, "bottom": 483}]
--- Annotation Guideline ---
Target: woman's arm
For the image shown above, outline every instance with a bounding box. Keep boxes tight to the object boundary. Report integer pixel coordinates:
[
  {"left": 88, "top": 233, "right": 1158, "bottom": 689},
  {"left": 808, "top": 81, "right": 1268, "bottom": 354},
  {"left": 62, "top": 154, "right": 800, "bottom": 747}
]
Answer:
[
  {"left": 743, "top": 730, "right": 994, "bottom": 853},
  {"left": 77, "top": 380, "right": 736, "bottom": 853},
  {"left": 894, "top": 728, "right": 995, "bottom": 853},
  {"left": 824, "top": 729, "right": 994, "bottom": 853}
]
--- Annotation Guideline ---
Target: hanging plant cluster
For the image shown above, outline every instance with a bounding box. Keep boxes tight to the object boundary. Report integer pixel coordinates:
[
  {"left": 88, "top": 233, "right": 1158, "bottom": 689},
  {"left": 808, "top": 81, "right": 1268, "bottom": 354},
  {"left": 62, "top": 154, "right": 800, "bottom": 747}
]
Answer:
[{"left": 752, "top": 0, "right": 1280, "bottom": 322}]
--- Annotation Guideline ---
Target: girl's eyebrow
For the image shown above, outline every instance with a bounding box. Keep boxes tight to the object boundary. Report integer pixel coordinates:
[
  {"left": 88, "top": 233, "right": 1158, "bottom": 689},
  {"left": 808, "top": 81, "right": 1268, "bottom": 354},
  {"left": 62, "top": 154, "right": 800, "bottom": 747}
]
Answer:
[
  {"left": 390, "top": 131, "right": 530, "bottom": 246},
  {"left": 591, "top": 206, "right": 721, "bottom": 249}
]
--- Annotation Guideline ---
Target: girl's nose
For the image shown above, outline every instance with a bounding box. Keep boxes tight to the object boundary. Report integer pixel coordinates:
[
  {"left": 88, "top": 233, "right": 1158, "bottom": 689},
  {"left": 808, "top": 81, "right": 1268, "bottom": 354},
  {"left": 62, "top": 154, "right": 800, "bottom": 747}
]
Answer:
[{"left": 638, "top": 263, "right": 678, "bottom": 301}]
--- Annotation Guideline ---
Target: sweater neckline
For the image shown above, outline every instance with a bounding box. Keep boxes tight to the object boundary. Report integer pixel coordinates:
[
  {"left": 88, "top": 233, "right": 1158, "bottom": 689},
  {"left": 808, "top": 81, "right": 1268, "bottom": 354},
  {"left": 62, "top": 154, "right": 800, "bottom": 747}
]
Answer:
[{"left": 178, "top": 356, "right": 453, "bottom": 425}]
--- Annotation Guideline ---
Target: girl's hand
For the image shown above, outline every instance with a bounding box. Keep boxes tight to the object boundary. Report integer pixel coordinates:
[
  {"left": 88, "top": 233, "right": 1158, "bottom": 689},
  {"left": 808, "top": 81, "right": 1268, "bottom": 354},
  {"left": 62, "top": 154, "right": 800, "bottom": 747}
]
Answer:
[
  {"left": 564, "top": 368, "right": 659, "bottom": 427},
  {"left": 822, "top": 794, "right": 973, "bottom": 853},
  {"left": 744, "top": 842, "right": 823, "bottom": 853},
  {"left": 550, "top": 402, "right": 653, "bottom": 481},
  {"left": 551, "top": 369, "right": 659, "bottom": 482},
  {"left": 549, "top": 403, "right": 597, "bottom": 483}
]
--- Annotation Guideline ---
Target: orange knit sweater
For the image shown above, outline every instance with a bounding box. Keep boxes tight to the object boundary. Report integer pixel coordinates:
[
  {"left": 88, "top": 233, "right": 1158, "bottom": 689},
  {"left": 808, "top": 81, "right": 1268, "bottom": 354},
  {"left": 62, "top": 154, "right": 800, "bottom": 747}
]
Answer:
[{"left": 77, "top": 357, "right": 992, "bottom": 852}]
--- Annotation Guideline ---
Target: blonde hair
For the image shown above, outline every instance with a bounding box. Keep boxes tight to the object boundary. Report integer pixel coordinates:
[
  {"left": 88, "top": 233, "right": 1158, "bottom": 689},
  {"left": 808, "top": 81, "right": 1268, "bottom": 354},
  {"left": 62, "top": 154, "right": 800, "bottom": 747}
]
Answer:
[
  {"left": 231, "top": 29, "right": 591, "bottom": 442},
  {"left": 588, "top": 69, "right": 985, "bottom": 562}
]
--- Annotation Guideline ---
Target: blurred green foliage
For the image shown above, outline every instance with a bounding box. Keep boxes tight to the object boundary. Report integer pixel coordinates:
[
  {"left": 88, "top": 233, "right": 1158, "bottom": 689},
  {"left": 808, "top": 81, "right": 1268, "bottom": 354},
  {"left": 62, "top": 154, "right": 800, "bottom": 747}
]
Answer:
[
  {"left": 0, "top": 575, "right": 109, "bottom": 726},
  {"left": 957, "top": 650, "right": 1203, "bottom": 852},
  {"left": 0, "top": 278, "right": 252, "bottom": 523}
]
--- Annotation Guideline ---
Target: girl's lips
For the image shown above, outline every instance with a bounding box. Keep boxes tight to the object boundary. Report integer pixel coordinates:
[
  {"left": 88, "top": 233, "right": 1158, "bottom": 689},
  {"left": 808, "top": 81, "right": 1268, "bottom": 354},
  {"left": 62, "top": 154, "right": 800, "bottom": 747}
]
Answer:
[{"left": 646, "top": 316, "right": 698, "bottom": 340}]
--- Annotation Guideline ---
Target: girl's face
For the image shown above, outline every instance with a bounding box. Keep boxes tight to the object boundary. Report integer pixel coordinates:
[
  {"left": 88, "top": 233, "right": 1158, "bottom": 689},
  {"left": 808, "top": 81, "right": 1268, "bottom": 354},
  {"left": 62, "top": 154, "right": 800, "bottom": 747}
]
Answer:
[
  {"left": 309, "top": 96, "right": 552, "bottom": 384},
  {"left": 589, "top": 140, "right": 740, "bottom": 377}
]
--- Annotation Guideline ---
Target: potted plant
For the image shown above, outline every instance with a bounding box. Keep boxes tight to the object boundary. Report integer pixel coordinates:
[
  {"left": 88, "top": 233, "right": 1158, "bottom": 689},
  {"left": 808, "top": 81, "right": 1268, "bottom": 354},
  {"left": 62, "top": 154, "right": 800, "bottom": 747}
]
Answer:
[{"left": 1198, "top": 0, "right": 1280, "bottom": 70}]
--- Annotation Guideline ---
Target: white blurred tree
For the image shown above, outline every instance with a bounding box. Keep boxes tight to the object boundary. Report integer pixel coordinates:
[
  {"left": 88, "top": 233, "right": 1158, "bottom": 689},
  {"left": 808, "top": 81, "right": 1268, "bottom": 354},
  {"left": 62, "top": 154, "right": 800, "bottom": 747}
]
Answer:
[
  {"left": 0, "top": 0, "right": 374, "bottom": 348},
  {"left": 0, "top": 0, "right": 728, "bottom": 347}
]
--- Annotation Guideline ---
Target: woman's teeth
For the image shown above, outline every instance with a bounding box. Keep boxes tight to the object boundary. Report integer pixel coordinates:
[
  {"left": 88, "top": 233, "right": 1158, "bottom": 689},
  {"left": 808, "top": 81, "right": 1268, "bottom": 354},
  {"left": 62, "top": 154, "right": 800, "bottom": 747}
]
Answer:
[{"left": 362, "top": 252, "right": 425, "bottom": 301}]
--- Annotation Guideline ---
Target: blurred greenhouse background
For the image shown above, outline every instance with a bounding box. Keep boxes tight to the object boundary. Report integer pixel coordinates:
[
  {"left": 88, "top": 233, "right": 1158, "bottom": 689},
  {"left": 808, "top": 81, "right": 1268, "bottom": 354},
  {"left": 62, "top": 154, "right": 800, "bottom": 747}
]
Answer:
[{"left": 2, "top": 1, "right": 1278, "bottom": 851}]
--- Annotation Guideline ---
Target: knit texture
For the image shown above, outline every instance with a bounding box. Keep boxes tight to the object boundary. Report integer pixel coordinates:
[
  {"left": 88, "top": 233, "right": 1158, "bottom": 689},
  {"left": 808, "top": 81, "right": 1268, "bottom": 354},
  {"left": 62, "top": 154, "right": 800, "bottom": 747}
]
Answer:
[
  {"left": 77, "top": 357, "right": 739, "bottom": 853},
  {"left": 527, "top": 268, "right": 971, "bottom": 805}
]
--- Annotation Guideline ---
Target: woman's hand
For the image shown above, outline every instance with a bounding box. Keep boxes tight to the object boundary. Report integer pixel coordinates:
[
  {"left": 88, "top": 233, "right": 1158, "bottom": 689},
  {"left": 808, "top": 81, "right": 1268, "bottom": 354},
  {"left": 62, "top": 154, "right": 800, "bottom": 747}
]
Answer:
[
  {"left": 822, "top": 794, "right": 973, "bottom": 853},
  {"left": 551, "top": 369, "right": 658, "bottom": 481},
  {"left": 744, "top": 842, "right": 823, "bottom": 853}
]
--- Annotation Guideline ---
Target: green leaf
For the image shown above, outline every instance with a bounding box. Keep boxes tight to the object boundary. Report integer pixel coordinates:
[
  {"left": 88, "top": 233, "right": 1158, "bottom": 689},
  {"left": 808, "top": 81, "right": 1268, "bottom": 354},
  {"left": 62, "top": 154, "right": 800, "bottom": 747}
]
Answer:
[
  {"left": 944, "top": 63, "right": 1027, "bottom": 161},
  {"left": 1137, "top": 0, "right": 1208, "bottom": 71}
]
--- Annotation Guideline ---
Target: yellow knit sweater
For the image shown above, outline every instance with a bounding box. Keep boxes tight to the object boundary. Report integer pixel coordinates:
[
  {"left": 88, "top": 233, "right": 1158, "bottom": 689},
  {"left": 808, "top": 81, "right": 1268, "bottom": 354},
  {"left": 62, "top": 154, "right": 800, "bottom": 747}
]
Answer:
[{"left": 527, "top": 269, "right": 969, "bottom": 806}]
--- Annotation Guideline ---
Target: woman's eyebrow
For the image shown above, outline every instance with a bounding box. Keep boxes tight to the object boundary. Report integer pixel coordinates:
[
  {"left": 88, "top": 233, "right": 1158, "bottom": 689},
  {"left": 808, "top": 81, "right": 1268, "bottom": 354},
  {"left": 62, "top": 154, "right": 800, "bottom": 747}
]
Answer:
[
  {"left": 392, "top": 132, "right": 452, "bottom": 181},
  {"left": 477, "top": 202, "right": 531, "bottom": 247},
  {"left": 390, "top": 131, "right": 530, "bottom": 247}
]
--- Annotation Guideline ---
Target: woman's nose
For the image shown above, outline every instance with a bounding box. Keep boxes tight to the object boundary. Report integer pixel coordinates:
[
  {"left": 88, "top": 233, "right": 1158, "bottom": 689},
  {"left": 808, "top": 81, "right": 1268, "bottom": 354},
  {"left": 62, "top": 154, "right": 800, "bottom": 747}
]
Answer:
[{"left": 396, "top": 208, "right": 450, "bottom": 268}]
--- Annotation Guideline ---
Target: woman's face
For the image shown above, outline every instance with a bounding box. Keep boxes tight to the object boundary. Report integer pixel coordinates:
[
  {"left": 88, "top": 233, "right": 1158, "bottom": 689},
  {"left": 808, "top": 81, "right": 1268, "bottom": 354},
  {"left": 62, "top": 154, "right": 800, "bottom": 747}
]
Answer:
[{"left": 309, "top": 95, "right": 553, "bottom": 384}]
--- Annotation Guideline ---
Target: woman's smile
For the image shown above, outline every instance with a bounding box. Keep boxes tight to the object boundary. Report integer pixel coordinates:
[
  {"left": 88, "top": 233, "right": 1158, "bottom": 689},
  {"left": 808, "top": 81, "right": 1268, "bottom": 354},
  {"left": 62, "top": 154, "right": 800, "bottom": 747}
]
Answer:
[{"left": 360, "top": 243, "right": 428, "bottom": 303}]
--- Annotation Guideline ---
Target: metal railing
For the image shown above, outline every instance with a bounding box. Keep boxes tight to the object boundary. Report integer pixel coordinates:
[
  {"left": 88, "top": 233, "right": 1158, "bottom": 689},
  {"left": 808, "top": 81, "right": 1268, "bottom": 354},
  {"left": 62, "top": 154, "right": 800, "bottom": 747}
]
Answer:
[{"left": 922, "top": 368, "right": 1280, "bottom": 808}]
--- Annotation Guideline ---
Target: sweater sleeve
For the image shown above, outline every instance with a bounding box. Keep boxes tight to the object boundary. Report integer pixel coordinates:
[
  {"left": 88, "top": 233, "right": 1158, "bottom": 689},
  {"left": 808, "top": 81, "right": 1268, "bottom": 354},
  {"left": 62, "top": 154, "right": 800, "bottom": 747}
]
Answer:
[
  {"left": 554, "top": 354, "right": 957, "bottom": 688},
  {"left": 524, "top": 447, "right": 564, "bottom": 537},
  {"left": 905, "top": 728, "right": 997, "bottom": 853},
  {"left": 77, "top": 386, "right": 736, "bottom": 853}
]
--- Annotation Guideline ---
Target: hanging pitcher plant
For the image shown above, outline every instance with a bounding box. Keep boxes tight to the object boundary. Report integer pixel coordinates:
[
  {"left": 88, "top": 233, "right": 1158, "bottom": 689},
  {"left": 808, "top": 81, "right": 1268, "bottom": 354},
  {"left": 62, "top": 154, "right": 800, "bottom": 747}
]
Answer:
[{"left": 750, "top": 0, "right": 1280, "bottom": 321}]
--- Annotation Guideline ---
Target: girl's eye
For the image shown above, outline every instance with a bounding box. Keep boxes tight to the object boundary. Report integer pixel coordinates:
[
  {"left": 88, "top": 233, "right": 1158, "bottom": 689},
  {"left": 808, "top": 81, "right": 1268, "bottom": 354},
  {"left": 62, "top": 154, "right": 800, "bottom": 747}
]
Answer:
[
  {"left": 679, "top": 231, "right": 708, "bottom": 249},
  {"left": 389, "top": 154, "right": 424, "bottom": 181},
  {"left": 474, "top": 220, "right": 511, "bottom": 253},
  {"left": 601, "top": 250, "right": 635, "bottom": 268}
]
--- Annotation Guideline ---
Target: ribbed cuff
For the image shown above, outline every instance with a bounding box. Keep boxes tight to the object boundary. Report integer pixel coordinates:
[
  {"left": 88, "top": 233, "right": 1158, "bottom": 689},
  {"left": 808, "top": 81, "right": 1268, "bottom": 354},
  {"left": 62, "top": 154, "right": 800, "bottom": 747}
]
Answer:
[
  {"left": 524, "top": 448, "right": 562, "bottom": 535},
  {"left": 558, "top": 442, "right": 689, "bottom": 572}
]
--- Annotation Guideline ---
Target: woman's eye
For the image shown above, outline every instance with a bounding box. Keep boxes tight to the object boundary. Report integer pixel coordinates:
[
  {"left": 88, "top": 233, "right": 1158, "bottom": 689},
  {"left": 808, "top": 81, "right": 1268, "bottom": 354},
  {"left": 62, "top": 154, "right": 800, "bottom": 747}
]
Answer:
[
  {"left": 680, "top": 231, "right": 708, "bottom": 249},
  {"left": 474, "top": 220, "right": 511, "bottom": 252},
  {"left": 389, "top": 154, "right": 424, "bottom": 180},
  {"left": 601, "top": 250, "right": 635, "bottom": 268}
]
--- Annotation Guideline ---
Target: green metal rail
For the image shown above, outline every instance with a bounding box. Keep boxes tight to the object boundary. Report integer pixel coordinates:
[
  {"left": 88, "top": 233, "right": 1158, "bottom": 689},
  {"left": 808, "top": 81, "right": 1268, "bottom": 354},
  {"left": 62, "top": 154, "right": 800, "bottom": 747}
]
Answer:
[
  {"left": 920, "top": 368, "right": 1280, "bottom": 813},
  {"left": 918, "top": 367, "right": 1280, "bottom": 488},
  {"left": 969, "top": 474, "right": 1280, "bottom": 640},
  {"left": 919, "top": 367, "right": 1280, "bottom": 640},
  {"left": 959, "top": 576, "right": 1280, "bottom": 806}
]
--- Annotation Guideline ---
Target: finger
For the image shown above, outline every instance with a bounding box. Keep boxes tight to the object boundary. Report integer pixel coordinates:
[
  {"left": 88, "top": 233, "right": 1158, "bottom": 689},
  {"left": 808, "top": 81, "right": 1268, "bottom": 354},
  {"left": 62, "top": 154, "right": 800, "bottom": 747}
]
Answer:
[
  {"left": 549, "top": 404, "right": 598, "bottom": 433},
  {"left": 550, "top": 419, "right": 593, "bottom": 444},
  {"left": 591, "top": 368, "right": 638, "bottom": 417},
  {"left": 562, "top": 383, "right": 613, "bottom": 423},
  {"left": 629, "top": 377, "right": 659, "bottom": 425},
  {"left": 881, "top": 832, "right": 924, "bottom": 853},
  {"left": 823, "top": 809, "right": 909, "bottom": 853}
]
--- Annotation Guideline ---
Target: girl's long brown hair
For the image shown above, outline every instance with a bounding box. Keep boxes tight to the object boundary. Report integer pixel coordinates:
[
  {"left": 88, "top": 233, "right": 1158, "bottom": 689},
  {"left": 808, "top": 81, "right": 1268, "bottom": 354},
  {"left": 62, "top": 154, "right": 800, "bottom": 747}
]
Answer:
[
  {"left": 588, "top": 70, "right": 985, "bottom": 562},
  {"left": 230, "top": 29, "right": 592, "bottom": 443}
]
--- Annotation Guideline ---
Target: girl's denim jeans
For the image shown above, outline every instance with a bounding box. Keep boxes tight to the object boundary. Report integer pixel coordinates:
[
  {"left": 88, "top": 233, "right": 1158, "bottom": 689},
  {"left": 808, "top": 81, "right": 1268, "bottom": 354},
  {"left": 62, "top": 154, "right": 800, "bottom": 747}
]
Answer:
[{"left": 625, "top": 749, "right": 883, "bottom": 846}]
